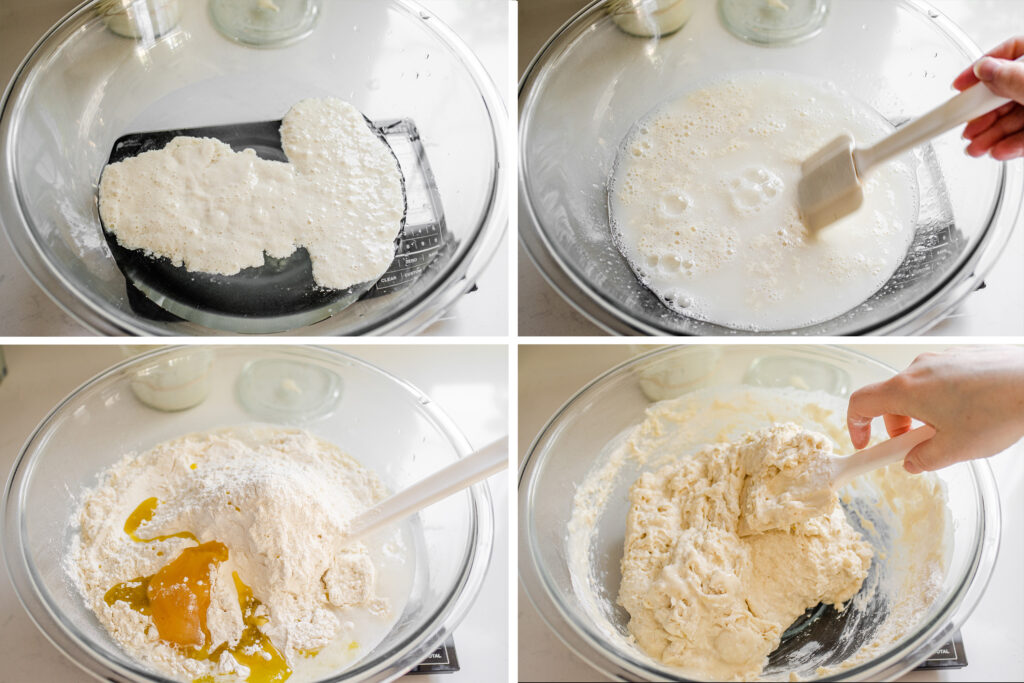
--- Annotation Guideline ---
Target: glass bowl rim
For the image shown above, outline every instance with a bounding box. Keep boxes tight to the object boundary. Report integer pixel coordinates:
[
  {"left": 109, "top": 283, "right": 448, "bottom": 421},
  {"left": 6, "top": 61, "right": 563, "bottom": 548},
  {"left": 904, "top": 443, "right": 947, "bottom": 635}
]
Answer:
[
  {"left": 3, "top": 345, "right": 495, "bottom": 682},
  {"left": 518, "top": 344, "right": 1001, "bottom": 681}
]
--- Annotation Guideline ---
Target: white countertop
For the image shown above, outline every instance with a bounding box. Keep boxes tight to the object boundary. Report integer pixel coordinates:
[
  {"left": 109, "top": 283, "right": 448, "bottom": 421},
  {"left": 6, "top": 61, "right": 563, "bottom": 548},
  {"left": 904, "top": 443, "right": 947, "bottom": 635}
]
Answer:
[
  {"left": 517, "top": 0, "right": 1024, "bottom": 337},
  {"left": 518, "top": 344, "right": 1024, "bottom": 682},
  {"left": 0, "top": 0, "right": 509, "bottom": 337},
  {"left": 0, "top": 344, "right": 509, "bottom": 683}
]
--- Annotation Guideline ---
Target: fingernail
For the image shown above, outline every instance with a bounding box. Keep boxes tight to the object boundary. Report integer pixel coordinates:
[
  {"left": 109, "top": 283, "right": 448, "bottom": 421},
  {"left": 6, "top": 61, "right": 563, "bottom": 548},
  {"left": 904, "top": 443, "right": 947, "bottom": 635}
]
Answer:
[
  {"left": 974, "top": 57, "right": 999, "bottom": 82},
  {"left": 904, "top": 459, "right": 921, "bottom": 474}
]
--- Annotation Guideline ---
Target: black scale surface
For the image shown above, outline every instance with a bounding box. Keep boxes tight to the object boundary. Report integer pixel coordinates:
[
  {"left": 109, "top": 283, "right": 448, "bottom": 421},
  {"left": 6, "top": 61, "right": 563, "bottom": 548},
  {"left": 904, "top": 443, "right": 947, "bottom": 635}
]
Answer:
[{"left": 100, "top": 117, "right": 415, "bottom": 322}]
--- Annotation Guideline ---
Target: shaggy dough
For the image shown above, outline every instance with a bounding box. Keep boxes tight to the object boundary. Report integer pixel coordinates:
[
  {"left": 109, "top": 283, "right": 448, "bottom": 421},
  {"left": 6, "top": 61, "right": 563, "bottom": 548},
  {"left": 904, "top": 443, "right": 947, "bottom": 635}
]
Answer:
[
  {"left": 737, "top": 427, "right": 836, "bottom": 536},
  {"left": 618, "top": 423, "right": 873, "bottom": 681}
]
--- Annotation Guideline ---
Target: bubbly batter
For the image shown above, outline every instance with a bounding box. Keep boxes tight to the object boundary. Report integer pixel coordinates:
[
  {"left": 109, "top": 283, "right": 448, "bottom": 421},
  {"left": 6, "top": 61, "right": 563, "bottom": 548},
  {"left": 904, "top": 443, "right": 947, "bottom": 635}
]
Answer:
[
  {"left": 619, "top": 423, "right": 872, "bottom": 680},
  {"left": 609, "top": 72, "right": 918, "bottom": 331},
  {"left": 98, "top": 98, "right": 405, "bottom": 291}
]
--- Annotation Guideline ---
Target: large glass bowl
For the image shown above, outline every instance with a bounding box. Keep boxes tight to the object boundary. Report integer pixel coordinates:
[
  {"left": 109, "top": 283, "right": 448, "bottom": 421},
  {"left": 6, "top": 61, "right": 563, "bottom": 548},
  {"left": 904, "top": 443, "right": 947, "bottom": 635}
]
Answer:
[
  {"left": 0, "top": 0, "right": 506, "bottom": 335},
  {"left": 519, "top": 0, "right": 1023, "bottom": 335},
  {"left": 3, "top": 346, "right": 494, "bottom": 682},
  {"left": 519, "top": 345, "right": 1000, "bottom": 680}
]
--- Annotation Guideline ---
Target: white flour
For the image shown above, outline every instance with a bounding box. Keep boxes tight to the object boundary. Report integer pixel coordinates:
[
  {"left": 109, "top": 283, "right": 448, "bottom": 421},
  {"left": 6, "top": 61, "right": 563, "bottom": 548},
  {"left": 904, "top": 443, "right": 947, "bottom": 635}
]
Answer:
[
  {"left": 98, "top": 98, "right": 405, "bottom": 291},
  {"left": 67, "top": 426, "right": 408, "bottom": 682}
]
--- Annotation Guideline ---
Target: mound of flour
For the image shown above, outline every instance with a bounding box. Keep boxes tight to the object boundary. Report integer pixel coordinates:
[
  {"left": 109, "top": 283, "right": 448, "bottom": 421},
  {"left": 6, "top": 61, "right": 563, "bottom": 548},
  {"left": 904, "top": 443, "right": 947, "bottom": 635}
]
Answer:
[
  {"left": 98, "top": 98, "right": 405, "bottom": 290},
  {"left": 67, "top": 426, "right": 390, "bottom": 681}
]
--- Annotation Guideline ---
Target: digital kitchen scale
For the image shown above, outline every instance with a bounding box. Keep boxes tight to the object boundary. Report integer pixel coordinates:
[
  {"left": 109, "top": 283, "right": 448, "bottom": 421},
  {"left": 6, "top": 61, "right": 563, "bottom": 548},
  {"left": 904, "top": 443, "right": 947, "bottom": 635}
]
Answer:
[
  {"left": 917, "top": 630, "right": 968, "bottom": 670},
  {"left": 409, "top": 637, "right": 460, "bottom": 675}
]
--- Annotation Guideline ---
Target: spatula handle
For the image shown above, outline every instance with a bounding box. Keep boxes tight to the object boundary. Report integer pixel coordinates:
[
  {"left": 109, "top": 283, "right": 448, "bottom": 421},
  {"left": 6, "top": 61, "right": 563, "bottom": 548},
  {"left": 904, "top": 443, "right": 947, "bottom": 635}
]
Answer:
[
  {"left": 857, "top": 55, "right": 1023, "bottom": 172},
  {"left": 344, "top": 435, "right": 508, "bottom": 544},
  {"left": 836, "top": 425, "right": 936, "bottom": 486}
]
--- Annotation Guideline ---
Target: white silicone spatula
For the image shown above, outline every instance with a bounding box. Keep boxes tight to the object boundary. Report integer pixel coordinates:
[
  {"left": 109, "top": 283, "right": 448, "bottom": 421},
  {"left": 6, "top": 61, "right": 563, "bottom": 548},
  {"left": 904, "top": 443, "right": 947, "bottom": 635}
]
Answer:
[
  {"left": 798, "top": 55, "right": 1024, "bottom": 232},
  {"left": 739, "top": 425, "right": 936, "bottom": 536},
  {"left": 828, "top": 424, "right": 936, "bottom": 488},
  {"left": 342, "top": 436, "right": 507, "bottom": 545}
]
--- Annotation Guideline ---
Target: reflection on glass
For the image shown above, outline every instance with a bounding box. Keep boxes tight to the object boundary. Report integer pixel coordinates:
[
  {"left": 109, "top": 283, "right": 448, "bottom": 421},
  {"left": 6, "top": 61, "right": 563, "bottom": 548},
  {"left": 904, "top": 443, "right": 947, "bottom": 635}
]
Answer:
[
  {"left": 130, "top": 347, "right": 215, "bottom": 411},
  {"left": 744, "top": 354, "right": 852, "bottom": 395},
  {"left": 209, "top": 0, "right": 322, "bottom": 47},
  {"left": 609, "top": 0, "right": 694, "bottom": 38},
  {"left": 718, "top": 0, "right": 829, "bottom": 45},
  {"left": 236, "top": 357, "right": 342, "bottom": 422},
  {"left": 98, "top": 0, "right": 183, "bottom": 40}
]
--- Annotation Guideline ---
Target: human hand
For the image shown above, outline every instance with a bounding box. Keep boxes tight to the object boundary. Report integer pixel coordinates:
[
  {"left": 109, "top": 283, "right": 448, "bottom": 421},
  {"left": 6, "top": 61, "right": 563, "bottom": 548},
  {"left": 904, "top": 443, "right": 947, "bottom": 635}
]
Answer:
[
  {"left": 952, "top": 36, "right": 1024, "bottom": 160},
  {"left": 846, "top": 346, "right": 1024, "bottom": 474}
]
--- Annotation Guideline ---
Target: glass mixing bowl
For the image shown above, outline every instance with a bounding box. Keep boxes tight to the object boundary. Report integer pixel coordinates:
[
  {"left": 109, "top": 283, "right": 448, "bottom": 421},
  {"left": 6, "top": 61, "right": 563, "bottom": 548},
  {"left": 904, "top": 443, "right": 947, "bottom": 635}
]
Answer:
[
  {"left": 519, "top": 0, "right": 1023, "bottom": 335},
  {"left": 3, "top": 346, "right": 494, "bottom": 681},
  {"left": 519, "top": 346, "right": 1000, "bottom": 680},
  {"left": 0, "top": 0, "right": 506, "bottom": 335}
]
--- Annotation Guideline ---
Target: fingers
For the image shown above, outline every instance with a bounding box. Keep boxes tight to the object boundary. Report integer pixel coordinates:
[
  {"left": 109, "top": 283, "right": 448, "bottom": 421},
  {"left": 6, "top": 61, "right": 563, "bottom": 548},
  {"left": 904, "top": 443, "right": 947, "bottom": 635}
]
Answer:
[
  {"left": 847, "top": 380, "right": 907, "bottom": 449},
  {"left": 903, "top": 441, "right": 930, "bottom": 474},
  {"left": 974, "top": 56, "right": 1024, "bottom": 102},
  {"left": 962, "top": 102, "right": 1015, "bottom": 139},
  {"left": 903, "top": 436, "right": 956, "bottom": 474},
  {"left": 990, "top": 129, "right": 1024, "bottom": 160},
  {"left": 984, "top": 36, "right": 1024, "bottom": 60},
  {"left": 883, "top": 414, "right": 913, "bottom": 438},
  {"left": 953, "top": 65, "right": 979, "bottom": 91},
  {"left": 965, "top": 106, "right": 1024, "bottom": 157},
  {"left": 952, "top": 36, "right": 1024, "bottom": 90},
  {"left": 953, "top": 38, "right": 1024, "bottom": 157}
]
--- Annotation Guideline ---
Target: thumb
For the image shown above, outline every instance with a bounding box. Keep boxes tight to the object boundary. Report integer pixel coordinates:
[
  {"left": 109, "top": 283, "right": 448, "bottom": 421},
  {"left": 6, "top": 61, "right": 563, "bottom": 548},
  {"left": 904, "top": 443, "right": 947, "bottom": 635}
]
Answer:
[
  {"left": 974, "top": 57, "right": 1024, "bottom": 101},
  {"left": 903, "top": 435, "right": 956, "bottom": 474}
]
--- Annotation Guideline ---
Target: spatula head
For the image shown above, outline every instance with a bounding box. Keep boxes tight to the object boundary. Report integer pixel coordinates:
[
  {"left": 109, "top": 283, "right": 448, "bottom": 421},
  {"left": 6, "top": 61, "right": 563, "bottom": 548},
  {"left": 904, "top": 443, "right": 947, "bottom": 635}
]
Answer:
[{"left": 797, "top": 134, "right": 864, "bottom": 233}]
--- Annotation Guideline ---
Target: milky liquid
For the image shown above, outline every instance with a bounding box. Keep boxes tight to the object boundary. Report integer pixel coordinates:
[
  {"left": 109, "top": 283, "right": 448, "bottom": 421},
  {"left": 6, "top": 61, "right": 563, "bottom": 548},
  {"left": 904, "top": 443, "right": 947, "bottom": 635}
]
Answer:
[
  {"left": 290, "top": 523, "right": 414, "bottom": 681},
  {"left": 608, "top": 71, "right": 919, "bottom": 331}
]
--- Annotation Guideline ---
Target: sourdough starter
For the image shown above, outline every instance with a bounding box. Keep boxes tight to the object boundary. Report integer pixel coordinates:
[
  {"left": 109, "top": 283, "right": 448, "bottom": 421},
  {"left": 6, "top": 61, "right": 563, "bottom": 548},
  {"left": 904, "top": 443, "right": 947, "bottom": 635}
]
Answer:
[
  {"left": 609, "top": 72, "right": 918, "bottom": 331},
  {"left": 98, "top": 98, "right": 405, "bottom": 291}
]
